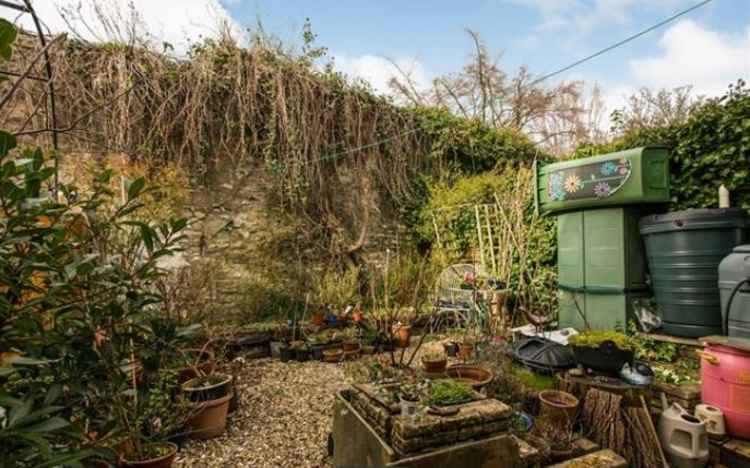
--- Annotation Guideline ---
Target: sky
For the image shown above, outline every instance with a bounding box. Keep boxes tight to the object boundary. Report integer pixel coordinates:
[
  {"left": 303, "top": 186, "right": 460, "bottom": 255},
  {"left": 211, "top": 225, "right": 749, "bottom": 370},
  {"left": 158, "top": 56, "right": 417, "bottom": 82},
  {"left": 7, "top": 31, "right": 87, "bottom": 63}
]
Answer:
[{"left": 5, "top": 0, "right": 750, "bottom": 114}]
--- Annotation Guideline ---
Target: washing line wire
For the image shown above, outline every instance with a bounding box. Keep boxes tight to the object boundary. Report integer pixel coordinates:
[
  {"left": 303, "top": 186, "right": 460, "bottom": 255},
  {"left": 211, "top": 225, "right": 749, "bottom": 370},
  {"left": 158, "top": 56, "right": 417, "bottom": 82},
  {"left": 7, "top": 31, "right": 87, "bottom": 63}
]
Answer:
[
  {"left": 530, "top": 0, "right": 714, "bottom": 85},
  {"left": 303, "top": 0, "right": 714, "bottom": 166}
]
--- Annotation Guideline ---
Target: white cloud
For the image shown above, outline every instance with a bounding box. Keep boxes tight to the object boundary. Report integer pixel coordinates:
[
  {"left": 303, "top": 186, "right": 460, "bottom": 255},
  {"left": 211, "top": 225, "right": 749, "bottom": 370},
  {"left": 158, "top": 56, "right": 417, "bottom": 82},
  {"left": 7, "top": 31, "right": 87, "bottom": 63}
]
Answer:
[
  {"left": 9, "top": 0, "right": 243, "bottom": 54},
  {"left": 332, "top": 53, "right": 431, "bottom": 96},
  {"left": 628, "top": 20, "right": 750, "bottom": 97},
  {"left": 508, "top": 0, "right": 690, "bottom": 32}
]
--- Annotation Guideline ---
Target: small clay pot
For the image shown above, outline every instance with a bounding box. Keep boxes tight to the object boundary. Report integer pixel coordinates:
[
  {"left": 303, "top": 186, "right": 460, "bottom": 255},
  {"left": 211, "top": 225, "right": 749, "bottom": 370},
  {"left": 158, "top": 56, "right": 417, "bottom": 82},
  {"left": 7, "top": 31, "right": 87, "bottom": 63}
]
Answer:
[
  {"left": 422, "top": 356, "right": 448, "bottom": 373},
  {"left": 352, "top": 311, "right": 364, "bottom": 323},
  {"left": 120, "top": 442, "right": 178, "bottom": 468},
  {"left": 392, "top": 325, "right": 412, "bottom": 348},
  {"left": 311, "top": 312, "right": 325, "bottom": 326},
  {"left": 323, "top": 349, "right": 343, "bottom": 363},
  {"left": 342, "top": 341, "right": 360, "bottom": 352},
  {"left": 185, "top": 392, "right": 232, "bottom": 440},
  {"left": 538, "top": 390, "right": 579, "bottom": 427},
  {"left": 458, "top": 342, "right": 474, "bottom": 360}
]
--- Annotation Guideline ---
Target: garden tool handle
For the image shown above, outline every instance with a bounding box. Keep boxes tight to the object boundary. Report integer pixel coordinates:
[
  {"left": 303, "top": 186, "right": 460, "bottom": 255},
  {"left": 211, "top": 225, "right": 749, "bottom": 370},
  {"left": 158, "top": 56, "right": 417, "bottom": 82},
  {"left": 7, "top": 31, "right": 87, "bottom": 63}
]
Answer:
[{"left": 696, "top": 350, "right": 720, "bottom": 365}]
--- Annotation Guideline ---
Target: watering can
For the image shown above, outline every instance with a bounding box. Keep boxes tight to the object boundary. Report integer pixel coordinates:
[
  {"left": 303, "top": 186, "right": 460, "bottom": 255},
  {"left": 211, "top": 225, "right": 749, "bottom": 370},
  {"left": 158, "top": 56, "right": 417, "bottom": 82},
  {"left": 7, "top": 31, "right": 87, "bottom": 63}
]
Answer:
[{"left": 658, "top": 393, "right": 709, "bottom": 468}]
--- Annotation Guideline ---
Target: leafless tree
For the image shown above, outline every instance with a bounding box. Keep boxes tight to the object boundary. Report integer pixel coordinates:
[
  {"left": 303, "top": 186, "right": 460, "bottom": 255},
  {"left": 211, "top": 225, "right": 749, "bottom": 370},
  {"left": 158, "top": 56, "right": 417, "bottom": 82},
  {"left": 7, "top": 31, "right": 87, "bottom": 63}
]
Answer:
[
  {"left": 610, "top": 85, "right": 702, "bottom": 135},
  {"left": 387, "top": 29, "right": 605, "bottom": 156}
]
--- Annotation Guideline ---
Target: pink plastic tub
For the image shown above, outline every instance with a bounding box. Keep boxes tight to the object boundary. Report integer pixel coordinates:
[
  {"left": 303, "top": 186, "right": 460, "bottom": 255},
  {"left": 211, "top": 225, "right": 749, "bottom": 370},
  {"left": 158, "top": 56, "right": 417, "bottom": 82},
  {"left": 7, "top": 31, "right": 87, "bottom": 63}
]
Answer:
[{"left": 700, "top": 343, "right": 750, "bottom": 439}]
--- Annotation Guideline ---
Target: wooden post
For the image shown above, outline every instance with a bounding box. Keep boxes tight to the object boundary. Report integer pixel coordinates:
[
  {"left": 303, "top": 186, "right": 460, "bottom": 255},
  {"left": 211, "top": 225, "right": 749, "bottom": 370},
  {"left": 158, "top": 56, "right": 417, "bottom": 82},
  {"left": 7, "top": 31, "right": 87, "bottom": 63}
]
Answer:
[
  {"left": 474, "top": 205, "right": 485, "bottom": 268},
  {"left": 483, "top": 204, "right": 497, "bottom": 274}
]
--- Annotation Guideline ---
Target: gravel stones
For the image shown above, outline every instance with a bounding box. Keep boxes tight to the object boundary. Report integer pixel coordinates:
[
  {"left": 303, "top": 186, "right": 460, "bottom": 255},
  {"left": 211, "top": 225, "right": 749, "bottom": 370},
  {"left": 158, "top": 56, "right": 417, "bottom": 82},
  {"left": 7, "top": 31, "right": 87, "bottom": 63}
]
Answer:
[{"left": 177, "top": 358, "right": 351, "bottom": 467}]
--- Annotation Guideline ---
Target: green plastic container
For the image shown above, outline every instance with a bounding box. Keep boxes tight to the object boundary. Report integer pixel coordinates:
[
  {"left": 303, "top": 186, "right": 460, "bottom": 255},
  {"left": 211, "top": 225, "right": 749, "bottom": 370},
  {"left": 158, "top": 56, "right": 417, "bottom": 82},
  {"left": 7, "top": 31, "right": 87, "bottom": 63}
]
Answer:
[
  {"left": 557, "top": 208, "right": 649, "bottom": 331},
  {"left": 718, "top": 244, "right": 750, "bottom": 338},
  {"left": 558, "top": 288, "right": 649, "bottom": 332},
  {"left": 536, "top": 146, "right": 670, "bottom": 215},
  {"left": 640, "top": 208, "right": 748, "bottom": 338}
]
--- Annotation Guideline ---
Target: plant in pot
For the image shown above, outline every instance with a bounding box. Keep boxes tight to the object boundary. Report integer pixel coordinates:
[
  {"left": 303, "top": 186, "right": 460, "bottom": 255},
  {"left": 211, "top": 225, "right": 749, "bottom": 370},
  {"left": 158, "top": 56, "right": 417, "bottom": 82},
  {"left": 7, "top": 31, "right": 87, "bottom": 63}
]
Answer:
[
  {"left": 458, "top": 335, "right": 477, "bottom": 361},
  {"left": 361, "top": 328, "right": 378, "bottom": 355},
  {"left": 118, "top": 370, "right": 192, "bottom": 467},
  {"left": 341, "top": 328, "right": 360, "bottom": 352},
  {"left": 181, "top": 373, "right": 233, "bottom": 440},
  {"left": 398, "top": 382, "right": 423, "bottom": 418},
  {"left": 425, "top": 379, "right": 475, "bottom": 407},
  {"left": 422, "top": 351, "right": 448, "bottom": 374},
  {"left": 291, "top": 341, "right": 311, "bottom": 362},
  {"left": 568, "top": 331, "right": 634, "bottom": 373}
]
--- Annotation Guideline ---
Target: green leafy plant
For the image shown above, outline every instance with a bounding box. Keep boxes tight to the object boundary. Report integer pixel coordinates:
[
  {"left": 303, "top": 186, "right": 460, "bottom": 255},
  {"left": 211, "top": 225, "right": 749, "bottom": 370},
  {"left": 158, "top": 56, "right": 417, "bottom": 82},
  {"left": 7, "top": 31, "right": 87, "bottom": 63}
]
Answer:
[
  {"left": 426, "top": 379, "right": 475, "bottom": 406},
  {"left": 568, "top": 331, "right": 634, "bottom": 350}
]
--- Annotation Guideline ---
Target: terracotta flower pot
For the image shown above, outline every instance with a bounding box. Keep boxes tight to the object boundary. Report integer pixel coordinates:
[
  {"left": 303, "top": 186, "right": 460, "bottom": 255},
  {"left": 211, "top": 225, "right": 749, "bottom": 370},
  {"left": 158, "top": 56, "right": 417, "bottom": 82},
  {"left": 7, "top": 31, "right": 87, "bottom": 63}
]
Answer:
[
  {"left": 422, "top": 356, "right": 447, "bottom": 373},
  {"left": 458, "top": 342, "right": 474, "bottom": 360},
  {"left": 342, "top": 341, "right": 360, "bottom": 352},
  {"left": 538, "top": 390, "right": 579, "bottom": 427},
  {"left": 120, "top": 442, "right": 178, "bottom": 468},
  {"left": 392, "top": 325, "right": 412, "bottom": 348},
  {"left": 323, "top": 349, "right": 343, "bottom": 363},
  {"left": 352, "top": 311, "right": 364, "bottom": 323},
  {"left": 311, "top": 312, "right": 325, "bottom": 326},
  {"left": 445, "top": 364, "right": 494, "bottom": 390},
  {"left": 185, "top": 392, "right": 232, "bottom": 440},
  {"left": 182, "top": 374, "right": 232, "bottom": 403}
]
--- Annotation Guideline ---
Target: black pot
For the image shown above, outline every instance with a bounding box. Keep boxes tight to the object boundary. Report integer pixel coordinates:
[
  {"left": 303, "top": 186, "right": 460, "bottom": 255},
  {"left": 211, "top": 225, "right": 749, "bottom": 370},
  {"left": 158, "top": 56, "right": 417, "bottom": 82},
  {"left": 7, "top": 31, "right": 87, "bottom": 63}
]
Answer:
[
  {"left": 279, "top": 346, "right": 294, "bottom": 362},
  {"left": 294, "top": 347, "right": 311, "bottom": 362},
  {"left": 572, "top": 340, "right": 634, "bottom": 373},
  {"left": 443, "top": 342, "right": 459, "bottom": 357},
  {"left": 310, "top": 345, "right": 325, "bottom": 361},
  {"left": 380, "top": 339, "right": 396, "bottom": 352}
]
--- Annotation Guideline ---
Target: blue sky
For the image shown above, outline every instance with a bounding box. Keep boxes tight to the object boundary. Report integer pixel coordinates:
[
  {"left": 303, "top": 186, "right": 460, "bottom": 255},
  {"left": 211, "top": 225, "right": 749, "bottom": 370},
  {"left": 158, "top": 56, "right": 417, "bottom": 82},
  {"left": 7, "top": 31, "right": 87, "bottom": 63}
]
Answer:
[
  {"left": 16, "top": 0, "right": 750, "bottom": 112},
  {"left": 222, "top": 0, "right": 749, "bottom": 110}
]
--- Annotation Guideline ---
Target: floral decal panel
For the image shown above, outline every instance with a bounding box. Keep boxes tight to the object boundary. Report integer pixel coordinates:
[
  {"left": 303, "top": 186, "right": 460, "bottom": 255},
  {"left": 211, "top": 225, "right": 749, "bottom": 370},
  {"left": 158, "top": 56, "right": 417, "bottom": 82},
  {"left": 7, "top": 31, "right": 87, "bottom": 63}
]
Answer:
[{"left": 547, "top": 158, "right": 631, "bottom": 202}]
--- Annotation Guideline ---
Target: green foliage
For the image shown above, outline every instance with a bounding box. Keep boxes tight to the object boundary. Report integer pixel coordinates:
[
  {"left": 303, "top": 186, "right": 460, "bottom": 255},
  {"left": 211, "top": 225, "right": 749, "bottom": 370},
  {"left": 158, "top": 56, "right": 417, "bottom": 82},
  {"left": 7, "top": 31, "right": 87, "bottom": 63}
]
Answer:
[
  {"left": 572, "top": 80, "right": 750, "bottom": 211},
  {"left": 413, "top": 107, "right": 543, "bottom": 176},
  {"left": 628, "top": 322, "right": 677, "bottom": 363},
  {"left": 0, "top": 140, "right": 190, "bottom": 463},
  {"left": 568, "top": 330, "right": 634, "bottom": 350},
  {"left": 426, "top": 379, "right": 475, "bottom": 406},
  {"left": 0, "top": 19, "right": 17, "bottom": 62}
]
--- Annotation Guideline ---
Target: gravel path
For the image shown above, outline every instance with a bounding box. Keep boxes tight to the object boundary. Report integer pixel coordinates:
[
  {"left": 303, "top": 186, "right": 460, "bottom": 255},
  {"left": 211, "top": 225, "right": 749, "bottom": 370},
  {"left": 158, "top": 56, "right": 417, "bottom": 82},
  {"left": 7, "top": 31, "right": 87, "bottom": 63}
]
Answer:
[{"left": 176, "top": 358, "right": 352, "bottom": 468}]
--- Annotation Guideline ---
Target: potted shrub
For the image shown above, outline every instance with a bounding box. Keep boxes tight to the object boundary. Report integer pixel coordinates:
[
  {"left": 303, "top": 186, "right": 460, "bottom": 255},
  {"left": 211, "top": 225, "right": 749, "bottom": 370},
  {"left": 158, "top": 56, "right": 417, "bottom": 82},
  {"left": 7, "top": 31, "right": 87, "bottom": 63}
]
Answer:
[
  {"left": 422, "top": 351, "right": 448, "bottom": 373},
  {"left": 173, "top": 347, "right": 216, "bottom": 383},
  {"left": 361, "top": 328, "right": 378, "bottom": 355},
  {"left": 568, "top": 331, "right": 634, "bottom": 373},
  {"left": 181, "top": 374, "right": 233, "bottom": 439},
  {"left": 292, "top": 342, "right": 311, "bottom": 362}
]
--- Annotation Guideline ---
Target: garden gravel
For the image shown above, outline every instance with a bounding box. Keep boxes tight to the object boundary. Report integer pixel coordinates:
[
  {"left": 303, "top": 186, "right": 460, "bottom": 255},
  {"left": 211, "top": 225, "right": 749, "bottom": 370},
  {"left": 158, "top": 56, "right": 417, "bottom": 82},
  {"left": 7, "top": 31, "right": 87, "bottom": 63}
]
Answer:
[{"left": 176, "top": 358, "right": 351, "bottom": 468}]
